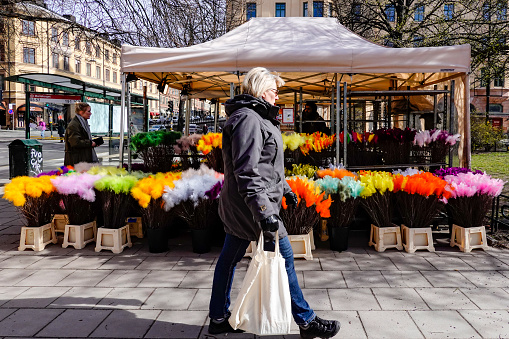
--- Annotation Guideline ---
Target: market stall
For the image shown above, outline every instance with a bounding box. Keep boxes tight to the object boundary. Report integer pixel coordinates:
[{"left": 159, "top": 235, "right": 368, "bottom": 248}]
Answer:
[{"left": 120, "top": 16, "right": 471, "bottom": 167}]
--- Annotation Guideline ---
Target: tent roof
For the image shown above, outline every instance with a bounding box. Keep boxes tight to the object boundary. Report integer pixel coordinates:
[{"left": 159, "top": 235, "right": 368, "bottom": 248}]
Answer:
[{"left": 121, "top": 17, "right": 470, "bottom": 101}]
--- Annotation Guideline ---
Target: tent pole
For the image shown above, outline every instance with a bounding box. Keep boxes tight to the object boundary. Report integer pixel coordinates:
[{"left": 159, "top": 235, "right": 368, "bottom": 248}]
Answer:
[
  {"left": 119, "top": 73, "right": 126, "bottom": 168},
  {"left": 335, "top": 81, "right": 340, "bottom": 165},
  {"left": 299, "top": 87, "right": 303, "bottom": 133},
  {"left": 463, "top": 74, "right": 471, "bottom": 168},
  {"left": 126, "top": 83, "right": 132, "bottom": 172},
  {"left": 185, "top": 98, "right": 190, "bottom": 136},
  {"left": 448, "top": 80, "right": 455, "bottom": 168},
  {"left": 293, "top": 91, "right": 297, "bottom": 132},
  {"left": 230, "top": 82, "right": 235, "bottom": 99},
  {"left": 343, "top": 82, "right": 347, "bottom": 168},
  {"left": 331, "top": 75, "right": 335, "bottom": 135},
  {"left": 214, "top": 100, "right": 219, "bottom": 133}
]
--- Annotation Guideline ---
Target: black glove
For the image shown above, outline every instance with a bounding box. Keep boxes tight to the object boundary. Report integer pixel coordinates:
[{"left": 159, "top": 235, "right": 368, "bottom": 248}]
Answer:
[
  {"left": 260, "top": 214, "right": 279, "bottom": 232},
  {"left": 284, "top": 192, "right": 298, "bottom": 207},
  {"left": 92, "top": 137, "right": 104, "bottom": 146}
]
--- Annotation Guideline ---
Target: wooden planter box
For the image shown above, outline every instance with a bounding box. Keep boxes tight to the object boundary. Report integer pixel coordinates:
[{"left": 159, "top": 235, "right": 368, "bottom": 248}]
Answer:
[
  {"left": 62, "top": 221, "right": 97, "bottom": 250},
  {"left": 52, "top": 214, "right": 69, "bottom": 235},
  {"left": 95, "top": 225, "right": 132, "bottom": 254},
  {"left": 369, "top": 224, "right": 403, "bottom": 252},
  {"left": 401, "top": 224, "right": 435, "bottom": 253},
  {"left": 126, "top": 217, "right": 143, "bottom": 238},
  {"left": 244, "top": 231, "right": 314, "bottom": 260},
  {"left": 450, "top": 224, "right": 489, "bottom": 252},
  {"left": 18, "top": 223, "right": 57, "bottom": 251}
]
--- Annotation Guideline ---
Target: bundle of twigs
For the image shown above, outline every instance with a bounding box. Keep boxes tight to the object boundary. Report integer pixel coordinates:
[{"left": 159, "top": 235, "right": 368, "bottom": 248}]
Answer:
[
  {"left": 395, "top": 192, "right": 443, "bottom": 228},
  {"left": 328, "top": 196, "right": 359, "bottom": 228},
  {"left": 204, "top": 147, "right": 224, "bottom": 173},
  {"left": 96, "top": 191, "right": 131, "bottom": 228},
  {"left": 18, "top": 192, "right": 57, "bottom": 227},
  {"left": 447, "top": 194, "right": 493, "bottom": 228},
  {"left": 360, "top": 192, "right": 393, "bottom": 227},
  {"left": 139, "top": 145, "right": 177, "bottom": 173},
  {"left": 141, "top": 198, "right": 172, "bottom": 229},
  {"left": 174, "top": 199, "right": 215, "bottom": 230},
  {"left": 61, "top": 194, "right": 96, "bottom": 225},
  {"left": 279, "top": 200, "right": 319, "bottom": 235}
]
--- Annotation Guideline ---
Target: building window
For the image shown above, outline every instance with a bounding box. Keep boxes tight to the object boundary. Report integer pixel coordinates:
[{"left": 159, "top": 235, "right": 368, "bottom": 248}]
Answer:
[
  {"left": 52, "top": 53, "right": 59, "bottom": 69},
  {"left": 86, "top": 63, "right": 91, "bottom": 76},
  {"left": 247, "top": 3, "right": 256, "bottom": 20},
  {"left": 444, "top": 3, "right": 454, "bottom": 20},
  {"left": 29, "top": 85, "right": 36, "bottom": 92},
  {"left": 385, "top": 4, "right": 395, "bottom": 22},
  {"left": 275, "top": 3, "right": 286, "bottom": 17},
  {"left": 0, "top": 43, "right": 5, "bottom": 61},
  {"left": 105, "top": 69, "right": 110, "bottom": 81},
  {"left": 483, "top": 2, "right": 491, "bottom": 20},
  {"left": 313, "top": 1, "right": 324, "bottom": 17},
  {"left": 329, "top": 4, "right": 333, "bottom": 16},
  {"left": 414, "top": 4, "right": 424, "bottom": 21},
  {"left": 352, "top": 3, "right": 361, "bottom": 21},
  {"left": 105, "top": 49, "right": 109, "bottom": 61},
  {"left": 150, "top": 83, "right": 153, "bottom": 92},
  {"left": 62, "top": 32, "right": 69, "bottom": 46},
  {"left": 497, "top": 2, "right": 507, "bottom": 20},
  {"left": 74, "top": 36, "right": 80, "bottom": 50},
  {"left": 51, "top": 27, "right": 58, "bottom": 43},
  {"left": 494, "top": 69, "right": 505, "bottom": 87},
  {"left": 95, "top": 45, "right": 100, "bottom": 58},
  {"left": 22, "top": 20, "right": 35, "bottom": 36},
  {"left": 303, "top": 2, "right": 308, "bottom": 17},
  {"left": 75, "top": 59, "right": 81, "bottom": 73},
  {"left": 489, "top": 104, "right": 503, "bottom": 113},
  {"left": 96, "top": 66, "right": 101, "bottom": 79},
  {"left": 113, "top": 71, "right": 117, "bottom": 83},
  {"left": 112, "top": 53, "right": 117, "bottom": 64},
  {"left": 413, "top": 36, "right": 424, "bottom": 47},
  {"left": 63, "top": 55, "right": 69, "bottom": 71}
]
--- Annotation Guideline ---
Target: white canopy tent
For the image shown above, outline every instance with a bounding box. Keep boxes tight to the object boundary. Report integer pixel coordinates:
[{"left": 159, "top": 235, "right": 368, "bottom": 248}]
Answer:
[{"left": 120, "top": 17, "right": 472, "bottom": 167}]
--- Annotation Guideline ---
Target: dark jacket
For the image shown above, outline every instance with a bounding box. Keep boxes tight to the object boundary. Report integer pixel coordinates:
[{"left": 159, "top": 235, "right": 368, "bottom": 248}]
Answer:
[
  {"left": 219, "top": 94, "right": 292, "bottom": 241},
  {"left": 57, "top": 119, "right": 66, "bottom": 135},
  {"left": 64, "top": 116, "right": 95, "bottom": 166}
]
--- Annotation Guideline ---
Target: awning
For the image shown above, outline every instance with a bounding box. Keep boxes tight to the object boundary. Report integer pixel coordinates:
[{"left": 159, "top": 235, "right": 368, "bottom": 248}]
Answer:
[{"left": 17, "top": 103, "right": 44, "bottom": 112}]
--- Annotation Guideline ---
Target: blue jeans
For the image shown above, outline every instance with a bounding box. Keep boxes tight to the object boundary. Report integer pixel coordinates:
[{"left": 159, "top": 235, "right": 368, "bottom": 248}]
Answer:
[{"left": 209, "top": 233, "right": 315, "bottom": 326}]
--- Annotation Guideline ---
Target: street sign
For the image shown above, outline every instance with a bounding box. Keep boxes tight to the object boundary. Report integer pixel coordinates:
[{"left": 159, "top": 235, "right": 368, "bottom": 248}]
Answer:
[
  {"left": 8, "top": 109, "right": 13, "bottom": 114},
  {"left": 29, "top": 93, "right": 81, "bottom": 104}
]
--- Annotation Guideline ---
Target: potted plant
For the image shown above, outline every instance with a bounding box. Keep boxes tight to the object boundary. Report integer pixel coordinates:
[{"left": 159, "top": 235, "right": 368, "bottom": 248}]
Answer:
[
  {"left": 444, "top": 172, "right": 505, "bottom": 252},
  {"left": 280, "top": 176, "right": 331, "bottom": 260},
  {"left": 393, "top": 172, "right": 452, "bottom": 253},
  {"left": 162, "top": 164, "right": 224, "bottom": 254},
  {"left": 51, "top": 173, "right": 103, "bottom": 249},
  {"left": 316, "top": 175, "right": 365, "bottom": 252},
  {"left": 3, "top": 176, "right": 58, "bottom": 251},
  {"left": 359, "top": 171, "right": 402, "bottom": 252},
  {"left": 131, "top": 172, "right": 181, "bottom": 253},
  {"left": 93, "top": 174, "right": 139, "bottom": 253},
  {"left": 197, "top": 132, "right": 223, "bottom": 173}
]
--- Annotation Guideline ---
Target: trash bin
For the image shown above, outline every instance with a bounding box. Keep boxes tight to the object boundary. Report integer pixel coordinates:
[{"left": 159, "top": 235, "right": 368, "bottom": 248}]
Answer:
[{"left": 9, "top": 139, "right": 43, "bottom": 179}]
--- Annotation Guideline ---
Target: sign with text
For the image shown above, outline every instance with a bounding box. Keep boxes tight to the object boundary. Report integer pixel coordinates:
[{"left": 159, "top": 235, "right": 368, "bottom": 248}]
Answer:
[
  {"left": 30, "top": 94, "right": 81, "bottom": 104},
  {"left": 282, "top": 108, "right": 294, "bottom": 124}
]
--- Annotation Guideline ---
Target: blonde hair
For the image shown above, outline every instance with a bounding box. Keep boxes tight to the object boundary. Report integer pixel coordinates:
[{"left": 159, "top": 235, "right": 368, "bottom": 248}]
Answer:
[
  {"left": 75, "top": 102, "right": 90, "bottom": 115},
  {"left": 241, "top": 67, "right": 285, "bottom": 98}
]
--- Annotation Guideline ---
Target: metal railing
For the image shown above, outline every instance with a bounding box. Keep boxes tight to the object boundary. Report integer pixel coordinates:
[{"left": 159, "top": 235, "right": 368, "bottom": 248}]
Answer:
[{"left": 489, "top": 193, "right": 509, "bottom": 233}]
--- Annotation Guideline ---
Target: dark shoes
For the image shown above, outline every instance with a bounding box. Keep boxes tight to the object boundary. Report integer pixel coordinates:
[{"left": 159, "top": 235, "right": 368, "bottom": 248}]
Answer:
[
  {"left": 300, "top": 316, "right": 340, "bottom": 339},
  {"left": 208, "top": 318, "right": 245, "bottom": 335}
]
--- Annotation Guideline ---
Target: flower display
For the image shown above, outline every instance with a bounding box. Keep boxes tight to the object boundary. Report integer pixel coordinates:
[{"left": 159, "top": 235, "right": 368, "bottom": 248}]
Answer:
[
  {"left": 358, "top": 171, "right": 395, "bottom": 227},
  {"left": 51, "top": 173, "right": 103, "bottom": 225},
  {"left": 316, "top": 166, "right": 357, "bottom": 180},
  {"left": 316, "top": 176, "right": 365, "bottom": 228},
  {"left": 87, "top": 165, "right": 128, "bottom": 176},
  {"left": 299, "top": 132, "right": 335, "bottom": 156},
  {"left": 197, "top": 133, "right": 223, "bottom": 173},
  {"left": 94, "top": 175, "right": 139, "bottom": 228},
  {"left": 393, "top": 172, "right": 452, "bottom": 228},
  {"left": 3, "top": 176, "right": 57, "bottom": 227},
  {"left": 284, "top": 164, "right": 318, "bottom": 178},
  {"left": 131, "top": 130, "right": 181, "bottom": 173},
  {"left": 36, "top": 165, "right": 74, "bottom": 177},
  {"left": 131, "top": 172, "right": 182, "bottom": 229},
  {"left": 414, "top": 129, "right": 461, "bottom": 164},
  {"left": 282, "top": 132, "right": 307, "bottom": 151},
  {"left": 444, "top": 172, "right": 505, "bottom": 227},
  {"left": 375, "top": 127, "right": 416, "bottom": 165},
  {"left": 174, "top": 133, "right": 203, "bottom": 171},
  {"left": 162, "top": 164, "right": 223, "bottom": 230},
  {"left": 280, "top": 176, "right": 331, "bottom": 235},
  {"left": 434, "top": 167, "right": 483, "bottom": 178}
]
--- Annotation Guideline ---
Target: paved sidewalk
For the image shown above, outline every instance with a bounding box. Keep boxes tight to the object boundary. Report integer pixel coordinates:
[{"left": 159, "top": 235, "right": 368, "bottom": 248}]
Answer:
[{"left": 1, "top": 199, "right": 509, "bottom": 338}]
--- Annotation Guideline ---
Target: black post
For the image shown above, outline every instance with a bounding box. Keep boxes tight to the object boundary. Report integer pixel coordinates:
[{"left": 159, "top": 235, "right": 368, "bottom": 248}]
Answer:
[{"left": 25, "top": 84, "right": 30, "bottom": 139}]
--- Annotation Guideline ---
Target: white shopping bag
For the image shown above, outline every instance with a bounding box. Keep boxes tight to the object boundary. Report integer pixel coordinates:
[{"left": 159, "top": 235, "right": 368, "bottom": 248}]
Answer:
[{"left": 229, "top": 231, "right": 292, "bottom": 335}]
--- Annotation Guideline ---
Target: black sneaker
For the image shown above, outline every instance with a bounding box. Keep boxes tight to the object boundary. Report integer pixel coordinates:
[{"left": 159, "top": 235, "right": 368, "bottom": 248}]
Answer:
[
  {"left": 208, "top": 318, "right": 245, "bottom": 335},
  {"left": 300, "top": 316, "right": 340, "bottom": 339}
]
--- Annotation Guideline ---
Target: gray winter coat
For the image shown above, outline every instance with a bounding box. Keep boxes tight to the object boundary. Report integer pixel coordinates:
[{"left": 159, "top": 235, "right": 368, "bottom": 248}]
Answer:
[{"left": 219, "top": 94, "right": 292, "bottom": 241}]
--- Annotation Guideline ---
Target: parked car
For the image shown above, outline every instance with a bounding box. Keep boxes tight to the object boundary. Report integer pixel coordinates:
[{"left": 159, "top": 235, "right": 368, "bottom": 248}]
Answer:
[
  {"left": 183, "top": 123, "right": 198, "bottom": 134},
  {"left": 149, "top": 125, "right": 165, "bottom": 132}
]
